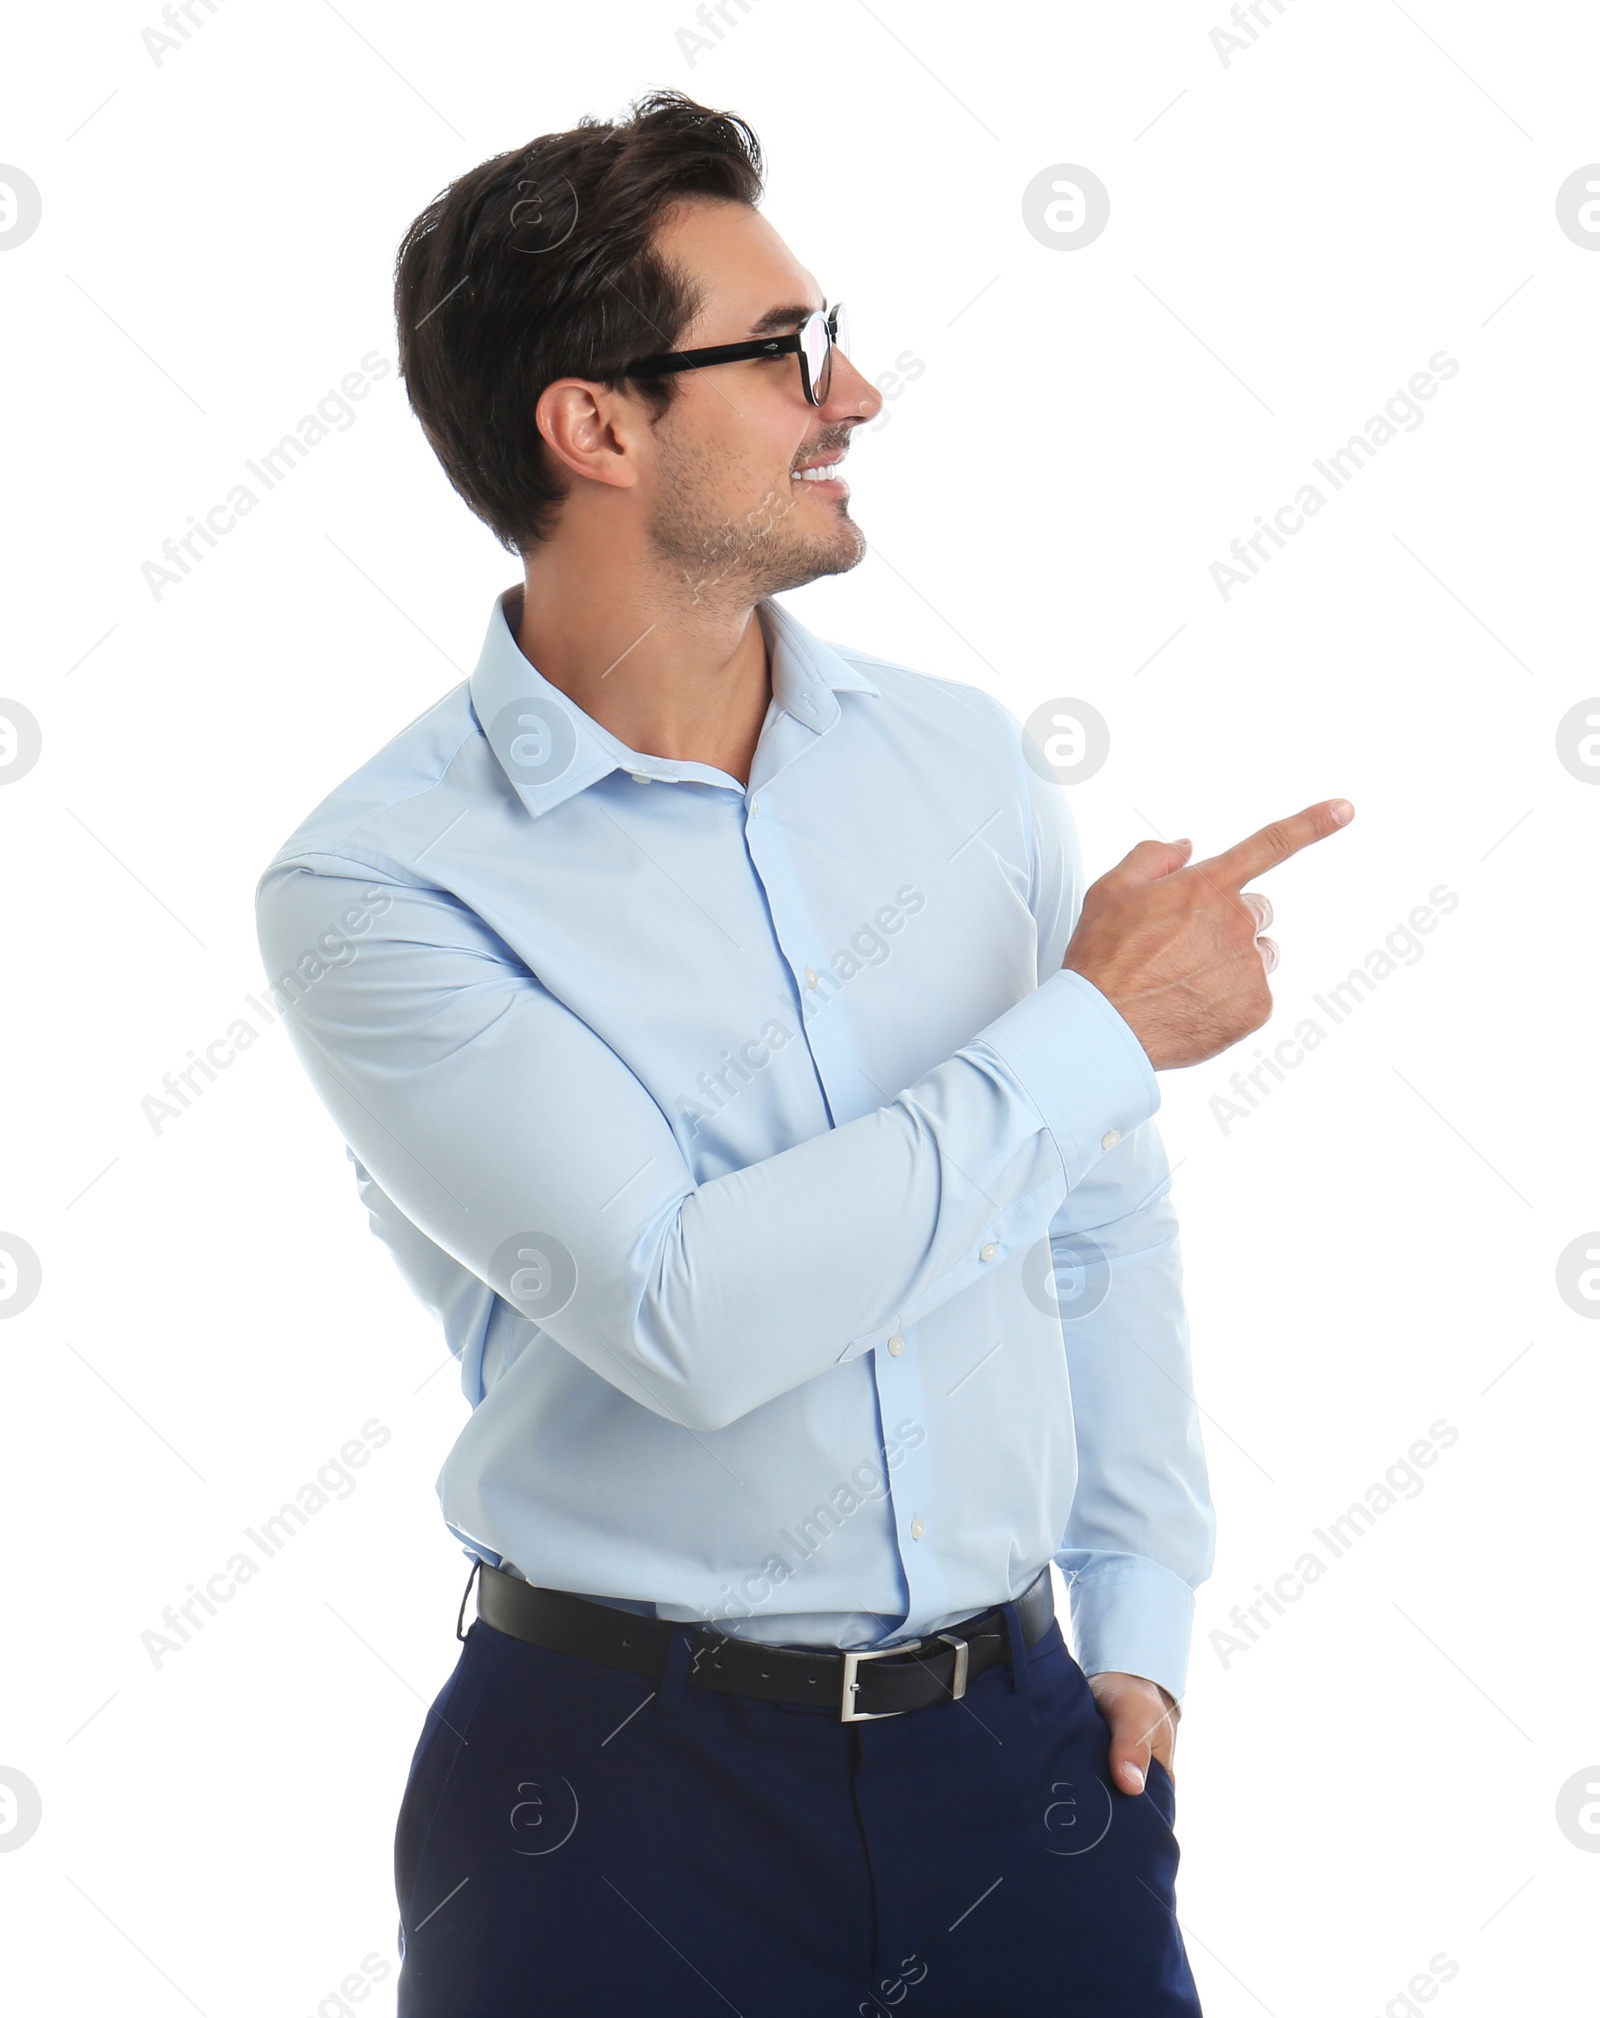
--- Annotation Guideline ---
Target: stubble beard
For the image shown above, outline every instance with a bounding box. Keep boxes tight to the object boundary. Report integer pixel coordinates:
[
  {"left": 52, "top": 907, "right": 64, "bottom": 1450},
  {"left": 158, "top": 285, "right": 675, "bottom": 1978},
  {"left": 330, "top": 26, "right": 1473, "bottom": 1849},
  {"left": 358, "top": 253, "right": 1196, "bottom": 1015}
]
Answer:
[{"left": 646, "top": 431, "right": 866, "bottom": 611}]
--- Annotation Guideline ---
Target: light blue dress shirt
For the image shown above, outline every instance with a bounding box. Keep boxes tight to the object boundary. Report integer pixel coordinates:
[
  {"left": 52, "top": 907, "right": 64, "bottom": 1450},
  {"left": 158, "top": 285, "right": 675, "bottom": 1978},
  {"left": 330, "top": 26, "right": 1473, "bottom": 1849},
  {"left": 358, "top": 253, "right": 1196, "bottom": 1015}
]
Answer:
[{"left": 255, "top": 586, "right": 1215, "bottom": 1699}]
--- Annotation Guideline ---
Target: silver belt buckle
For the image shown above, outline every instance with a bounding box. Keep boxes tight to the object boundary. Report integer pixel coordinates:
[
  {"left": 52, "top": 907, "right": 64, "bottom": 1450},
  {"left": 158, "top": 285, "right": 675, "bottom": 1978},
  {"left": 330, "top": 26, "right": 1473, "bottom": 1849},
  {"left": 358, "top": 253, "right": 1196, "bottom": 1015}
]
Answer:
[
  {"left": 839, "top": 1633, "right": 970, "bottom": 1721},
  {"left": 839, "top": 1642, "right": 916, "bottom": 1722}
]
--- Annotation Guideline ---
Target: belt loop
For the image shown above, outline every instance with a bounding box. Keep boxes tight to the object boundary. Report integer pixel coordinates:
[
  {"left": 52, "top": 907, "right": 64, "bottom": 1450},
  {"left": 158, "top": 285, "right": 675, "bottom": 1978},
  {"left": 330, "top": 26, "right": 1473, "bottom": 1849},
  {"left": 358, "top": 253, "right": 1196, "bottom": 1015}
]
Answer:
[
  {"left": 455, "top": 1558, "right": 482, "bottom": 1642},
  {"left": 654, "top": 1622, "right": 695, "bottom": 1716},
  {"left": 1001, "top": 1599, "right": 1030, "bottom": 1693}
]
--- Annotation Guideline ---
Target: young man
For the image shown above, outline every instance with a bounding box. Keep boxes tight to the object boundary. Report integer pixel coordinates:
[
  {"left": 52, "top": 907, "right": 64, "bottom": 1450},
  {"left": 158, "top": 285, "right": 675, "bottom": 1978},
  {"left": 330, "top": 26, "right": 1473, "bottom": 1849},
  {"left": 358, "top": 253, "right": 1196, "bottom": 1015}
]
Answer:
[{"left": 256, "top": 89, "right": 1350, "bottom": 2015}]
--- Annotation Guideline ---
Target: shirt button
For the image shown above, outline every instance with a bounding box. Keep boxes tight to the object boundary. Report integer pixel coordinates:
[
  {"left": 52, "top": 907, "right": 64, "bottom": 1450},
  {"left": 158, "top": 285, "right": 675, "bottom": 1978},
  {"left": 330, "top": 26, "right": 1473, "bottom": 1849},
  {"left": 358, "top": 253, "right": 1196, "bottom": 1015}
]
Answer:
[
  {"left": 748, "top": 794, "right": 760, "bottom": 812},
  {"left": 628, "top": 772, "right": 651, "bottom": 784},
  {"left": 980, "top": 1242, "right": 997, "bottom": 1261},
  {"left": 887, "top": 1334, "right": 904, "bottom": 1356},
  {"left": 805, "top": 966, "right": 819, "bottom": 988},
  {"left": 910, "top": 1518, "right": 925, "bottom": 1540},
  {"left": 1101, "top": 1129, "right": 1121, "bottom": 1150}
]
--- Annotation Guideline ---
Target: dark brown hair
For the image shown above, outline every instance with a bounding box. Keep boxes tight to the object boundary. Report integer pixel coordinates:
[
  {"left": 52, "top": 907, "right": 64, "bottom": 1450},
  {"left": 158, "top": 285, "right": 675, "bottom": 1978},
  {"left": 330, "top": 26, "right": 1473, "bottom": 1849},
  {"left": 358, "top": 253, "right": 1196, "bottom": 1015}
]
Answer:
[{"left": 394, "top": 90, "right": 764, "bottom": 555}]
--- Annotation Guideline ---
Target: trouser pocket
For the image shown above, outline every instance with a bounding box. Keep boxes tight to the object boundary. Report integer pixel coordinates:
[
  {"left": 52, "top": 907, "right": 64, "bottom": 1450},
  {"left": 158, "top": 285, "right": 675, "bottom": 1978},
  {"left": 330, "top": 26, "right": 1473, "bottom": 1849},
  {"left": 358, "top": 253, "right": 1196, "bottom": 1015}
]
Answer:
[{"left": 394, "top": 1632, "right": 490, "bottom": 1946}]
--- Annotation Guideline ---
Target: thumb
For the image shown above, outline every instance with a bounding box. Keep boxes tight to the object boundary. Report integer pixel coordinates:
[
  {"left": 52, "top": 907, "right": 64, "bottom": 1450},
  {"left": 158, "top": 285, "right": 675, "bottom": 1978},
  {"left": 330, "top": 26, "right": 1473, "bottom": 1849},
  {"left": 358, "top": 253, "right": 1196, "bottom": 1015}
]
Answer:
[
  {"left": 1090, "top": 1683, "right": 1153, "bottom": 1796},
  {"left": 1116, "top": 836, "right": 1192, "bottom": 884}
]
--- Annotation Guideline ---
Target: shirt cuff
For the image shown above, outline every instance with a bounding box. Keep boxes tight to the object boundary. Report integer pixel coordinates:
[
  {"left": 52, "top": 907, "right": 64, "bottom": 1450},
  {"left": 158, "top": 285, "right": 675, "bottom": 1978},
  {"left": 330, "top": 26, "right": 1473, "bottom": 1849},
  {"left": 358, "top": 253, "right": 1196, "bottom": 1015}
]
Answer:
[
  {"left": 971, "top": 967, "right": 1159, "bottom": 1189},
  {"left": 1057, "top": 1553, "right": 1198, "bottom": 1705}
]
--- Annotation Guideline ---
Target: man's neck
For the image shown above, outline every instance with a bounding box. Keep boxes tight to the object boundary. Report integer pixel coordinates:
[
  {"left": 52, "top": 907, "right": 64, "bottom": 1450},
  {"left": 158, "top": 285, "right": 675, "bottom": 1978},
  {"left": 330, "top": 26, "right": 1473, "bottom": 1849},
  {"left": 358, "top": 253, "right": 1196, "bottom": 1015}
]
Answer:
[{"left": 513, "top": 558, "right": 772, "bottom": 789}]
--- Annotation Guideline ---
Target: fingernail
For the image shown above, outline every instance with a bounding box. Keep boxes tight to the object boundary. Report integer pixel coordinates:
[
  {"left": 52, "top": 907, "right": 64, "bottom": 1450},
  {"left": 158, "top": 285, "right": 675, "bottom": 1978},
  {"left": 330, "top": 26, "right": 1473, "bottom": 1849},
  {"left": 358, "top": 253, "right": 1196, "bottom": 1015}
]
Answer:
[
  {"left": 1331, "top": 799, "right": 1354, "bottom": 824},
  {"left": 1173, "top": 837, "right": 1191, "bottom": 851},
  {"left": 1120, "top": 1761, "right": 1145, "bottom": 1792}
]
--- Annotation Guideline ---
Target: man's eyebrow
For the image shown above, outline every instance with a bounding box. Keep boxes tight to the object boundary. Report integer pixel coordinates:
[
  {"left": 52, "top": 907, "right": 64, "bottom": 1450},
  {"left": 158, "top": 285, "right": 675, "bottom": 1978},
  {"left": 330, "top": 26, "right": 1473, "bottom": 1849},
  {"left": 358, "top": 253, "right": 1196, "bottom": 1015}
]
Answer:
[{"left": 746, "top": 301, "right": 823, "bottom": 338}]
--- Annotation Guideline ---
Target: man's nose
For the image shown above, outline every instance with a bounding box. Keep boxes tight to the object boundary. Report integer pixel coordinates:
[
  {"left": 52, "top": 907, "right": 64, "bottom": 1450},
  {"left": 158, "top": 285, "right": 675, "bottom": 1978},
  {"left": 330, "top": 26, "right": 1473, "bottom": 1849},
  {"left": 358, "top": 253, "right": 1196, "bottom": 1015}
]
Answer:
[{"left": 823, "top": 348, "right": 883, "bottom": 423}]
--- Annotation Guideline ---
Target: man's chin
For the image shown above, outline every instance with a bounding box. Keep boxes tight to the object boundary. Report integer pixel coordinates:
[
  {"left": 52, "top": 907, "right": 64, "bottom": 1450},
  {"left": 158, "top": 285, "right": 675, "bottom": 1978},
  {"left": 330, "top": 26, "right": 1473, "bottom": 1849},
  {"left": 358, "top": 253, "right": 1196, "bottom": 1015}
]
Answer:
[{"left": 758, "top": 520, "right": 867, "bottom": 596}]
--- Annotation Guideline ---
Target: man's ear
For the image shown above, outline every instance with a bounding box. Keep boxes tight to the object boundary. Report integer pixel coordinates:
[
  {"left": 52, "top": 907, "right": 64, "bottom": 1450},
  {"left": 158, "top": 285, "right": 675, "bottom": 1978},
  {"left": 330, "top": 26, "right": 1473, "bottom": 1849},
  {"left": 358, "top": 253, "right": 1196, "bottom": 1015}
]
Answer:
[{"left": 534, "top": 378, "right": 644, "bottom": 493}]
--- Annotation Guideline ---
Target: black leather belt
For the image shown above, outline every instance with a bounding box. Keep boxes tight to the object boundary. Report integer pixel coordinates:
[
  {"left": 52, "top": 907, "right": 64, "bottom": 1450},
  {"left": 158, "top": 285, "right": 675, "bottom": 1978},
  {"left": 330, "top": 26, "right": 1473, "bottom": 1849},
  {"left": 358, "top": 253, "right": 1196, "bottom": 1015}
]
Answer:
[{"left": 472, "top": 1565, "right": 1056, "bottom": 1722}]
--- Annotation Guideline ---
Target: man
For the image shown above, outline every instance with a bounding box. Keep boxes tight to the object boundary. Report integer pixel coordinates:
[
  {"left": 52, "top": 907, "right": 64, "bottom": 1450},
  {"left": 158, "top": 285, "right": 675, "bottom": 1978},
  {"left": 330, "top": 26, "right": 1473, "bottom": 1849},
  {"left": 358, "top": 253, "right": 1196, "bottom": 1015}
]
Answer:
[{"left": 256, "top": 89, "right": 1351, "bottom": 2015}]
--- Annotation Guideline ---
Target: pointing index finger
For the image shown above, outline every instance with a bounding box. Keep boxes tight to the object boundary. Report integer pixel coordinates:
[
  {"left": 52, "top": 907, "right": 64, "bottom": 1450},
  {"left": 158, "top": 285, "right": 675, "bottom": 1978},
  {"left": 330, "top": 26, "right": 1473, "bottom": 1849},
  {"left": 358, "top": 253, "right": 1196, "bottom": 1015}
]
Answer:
[{"left": 1198, "top": 800, "right": 1355, "bottom": 889}]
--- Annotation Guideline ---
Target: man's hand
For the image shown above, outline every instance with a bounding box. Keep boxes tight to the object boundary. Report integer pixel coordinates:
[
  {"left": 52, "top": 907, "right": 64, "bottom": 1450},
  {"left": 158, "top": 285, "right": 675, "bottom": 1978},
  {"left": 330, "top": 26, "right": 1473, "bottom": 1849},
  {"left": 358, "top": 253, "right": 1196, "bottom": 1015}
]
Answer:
[
  {"left": 1087, "top": 1671, "right": 1181, "bottom": 1795},
  {"left": 1062, "top": 799, "right": 1354, "bottom": 1071}
]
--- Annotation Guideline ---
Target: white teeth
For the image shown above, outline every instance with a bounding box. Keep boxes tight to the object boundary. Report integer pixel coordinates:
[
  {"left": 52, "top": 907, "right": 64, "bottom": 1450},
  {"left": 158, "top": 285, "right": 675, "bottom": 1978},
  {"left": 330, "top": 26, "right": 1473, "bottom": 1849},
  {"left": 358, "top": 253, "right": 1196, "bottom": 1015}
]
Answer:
[{"left": 797, "top": 461, "right": 845, "bottom": 482}]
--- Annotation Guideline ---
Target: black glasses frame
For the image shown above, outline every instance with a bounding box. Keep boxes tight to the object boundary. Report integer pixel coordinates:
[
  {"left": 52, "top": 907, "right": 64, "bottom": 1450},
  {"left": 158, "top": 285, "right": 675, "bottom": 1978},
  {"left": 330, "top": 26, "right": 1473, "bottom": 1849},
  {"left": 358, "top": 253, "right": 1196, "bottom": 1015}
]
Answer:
[{"left": 623, "top": 304, "right": 847, "bottom": 407}]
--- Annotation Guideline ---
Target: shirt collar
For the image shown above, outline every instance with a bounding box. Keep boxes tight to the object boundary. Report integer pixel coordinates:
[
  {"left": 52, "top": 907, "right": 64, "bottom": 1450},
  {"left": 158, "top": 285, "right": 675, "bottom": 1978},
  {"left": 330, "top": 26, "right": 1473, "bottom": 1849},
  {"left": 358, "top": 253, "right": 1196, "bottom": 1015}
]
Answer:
[{"left": 470, "top": 583, "right": 881, "bottom": 819}]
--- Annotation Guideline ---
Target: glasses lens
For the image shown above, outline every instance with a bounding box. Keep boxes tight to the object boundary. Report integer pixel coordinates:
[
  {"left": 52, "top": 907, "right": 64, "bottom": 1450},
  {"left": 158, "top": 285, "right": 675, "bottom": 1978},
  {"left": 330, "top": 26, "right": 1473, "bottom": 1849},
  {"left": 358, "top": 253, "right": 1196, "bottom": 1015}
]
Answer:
[
  {"left": 801, "top": 310, "right": 831, "bottom": 405},
  {"left": 818, "top": 305, "right": 848, "bottom": 403}
]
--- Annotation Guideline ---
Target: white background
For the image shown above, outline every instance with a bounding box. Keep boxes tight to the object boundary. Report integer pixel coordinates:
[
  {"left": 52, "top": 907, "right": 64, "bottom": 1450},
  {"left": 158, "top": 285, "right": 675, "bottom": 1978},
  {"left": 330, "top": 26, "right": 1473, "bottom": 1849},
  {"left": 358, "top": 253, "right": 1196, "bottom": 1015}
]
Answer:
[{"left": 2, "top": 1, "right": 1597, "bottom": 2012}]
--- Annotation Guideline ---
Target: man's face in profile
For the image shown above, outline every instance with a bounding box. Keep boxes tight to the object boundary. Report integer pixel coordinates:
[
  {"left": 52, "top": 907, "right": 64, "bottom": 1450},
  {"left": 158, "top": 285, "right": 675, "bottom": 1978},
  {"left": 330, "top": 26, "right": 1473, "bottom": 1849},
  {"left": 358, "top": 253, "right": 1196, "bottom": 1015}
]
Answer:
[{"left": 634, "top": 198, "right": 882, "bottom": 603}]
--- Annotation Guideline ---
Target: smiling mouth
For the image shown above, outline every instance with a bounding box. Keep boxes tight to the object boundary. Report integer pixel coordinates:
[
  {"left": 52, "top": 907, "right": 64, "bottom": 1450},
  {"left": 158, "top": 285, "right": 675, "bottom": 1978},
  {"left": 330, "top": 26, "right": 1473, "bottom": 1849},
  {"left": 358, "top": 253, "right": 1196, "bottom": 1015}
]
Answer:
[{"left": 792, "top": 457, "right": 848, "bottom": 490}]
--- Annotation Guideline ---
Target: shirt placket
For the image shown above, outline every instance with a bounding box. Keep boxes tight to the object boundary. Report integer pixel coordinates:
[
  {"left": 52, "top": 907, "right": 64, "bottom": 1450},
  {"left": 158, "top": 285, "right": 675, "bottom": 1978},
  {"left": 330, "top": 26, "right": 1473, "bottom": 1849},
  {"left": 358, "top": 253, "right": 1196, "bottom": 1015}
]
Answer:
[{"left": 739, "top": 738, "right": 945, "bottom": 1648}]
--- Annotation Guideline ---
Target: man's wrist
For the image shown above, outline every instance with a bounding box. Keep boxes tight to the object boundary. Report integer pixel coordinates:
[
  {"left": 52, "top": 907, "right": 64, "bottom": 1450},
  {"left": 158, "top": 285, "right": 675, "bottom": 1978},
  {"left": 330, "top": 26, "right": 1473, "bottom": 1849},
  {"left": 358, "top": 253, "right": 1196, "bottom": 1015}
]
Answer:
[
  {"left": 1086, "top": 1668, "right": 1182, "bottom": 1721},
  {"left": 1134, "top": 1679, "right": 1182, "bottom": 1724}
]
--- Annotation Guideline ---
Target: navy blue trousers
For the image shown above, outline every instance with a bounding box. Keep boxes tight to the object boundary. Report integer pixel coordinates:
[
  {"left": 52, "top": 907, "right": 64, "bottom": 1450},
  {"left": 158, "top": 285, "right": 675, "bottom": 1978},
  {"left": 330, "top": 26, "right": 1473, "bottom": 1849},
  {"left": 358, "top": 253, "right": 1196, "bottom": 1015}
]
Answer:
[{"left": 394, "top": 1607, "right": 1203, "bottom": 2015}]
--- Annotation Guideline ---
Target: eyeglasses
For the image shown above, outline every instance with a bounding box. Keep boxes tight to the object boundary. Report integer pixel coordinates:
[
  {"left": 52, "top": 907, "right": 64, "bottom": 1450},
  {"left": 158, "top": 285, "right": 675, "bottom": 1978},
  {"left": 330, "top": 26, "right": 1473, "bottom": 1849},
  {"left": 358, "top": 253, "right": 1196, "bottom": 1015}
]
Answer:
[{"left": 624, "top": 303, "right": 849, "bottom": 408}]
